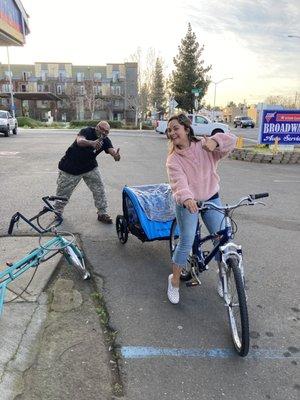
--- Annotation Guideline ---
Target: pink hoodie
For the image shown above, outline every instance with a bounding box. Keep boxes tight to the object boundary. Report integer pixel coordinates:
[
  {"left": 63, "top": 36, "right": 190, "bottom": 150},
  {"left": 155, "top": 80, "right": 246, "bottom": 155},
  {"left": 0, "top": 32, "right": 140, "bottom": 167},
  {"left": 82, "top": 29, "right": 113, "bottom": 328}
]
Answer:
[{"left": 166, "top": 132, "right": 237, "bottom": 204}]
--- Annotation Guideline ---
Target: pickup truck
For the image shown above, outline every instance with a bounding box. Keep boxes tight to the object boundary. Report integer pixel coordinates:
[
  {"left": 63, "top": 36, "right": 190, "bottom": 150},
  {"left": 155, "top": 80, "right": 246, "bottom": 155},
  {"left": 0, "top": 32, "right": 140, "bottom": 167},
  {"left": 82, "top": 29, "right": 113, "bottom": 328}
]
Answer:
[
  {"left": 0, "top": 110, "right": 18, "bottom": 137},
  {"left": 155, "top": 114, "right": 229, "bottom": 136}
]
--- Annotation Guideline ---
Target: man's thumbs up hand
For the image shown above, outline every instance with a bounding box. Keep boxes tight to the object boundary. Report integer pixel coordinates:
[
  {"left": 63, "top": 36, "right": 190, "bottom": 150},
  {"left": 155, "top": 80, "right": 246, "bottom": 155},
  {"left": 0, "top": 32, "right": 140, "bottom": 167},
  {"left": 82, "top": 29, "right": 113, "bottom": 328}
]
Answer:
[{"left": 114, "top": 148, "right": 121, "bottom": 161}]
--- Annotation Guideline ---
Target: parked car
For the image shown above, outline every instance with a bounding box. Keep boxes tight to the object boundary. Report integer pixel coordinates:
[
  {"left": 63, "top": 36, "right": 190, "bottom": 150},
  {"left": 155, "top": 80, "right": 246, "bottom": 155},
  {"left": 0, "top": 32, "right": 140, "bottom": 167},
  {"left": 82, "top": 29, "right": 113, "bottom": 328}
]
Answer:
[
  {"left": 155, "top": 114, "right": 230, "bottom": 136},
  {"left": 233, "top": 116, "right": 255, "bottom": 128},
  {"left": 0, "top": 110, "right": 18, "bottom": 136}
]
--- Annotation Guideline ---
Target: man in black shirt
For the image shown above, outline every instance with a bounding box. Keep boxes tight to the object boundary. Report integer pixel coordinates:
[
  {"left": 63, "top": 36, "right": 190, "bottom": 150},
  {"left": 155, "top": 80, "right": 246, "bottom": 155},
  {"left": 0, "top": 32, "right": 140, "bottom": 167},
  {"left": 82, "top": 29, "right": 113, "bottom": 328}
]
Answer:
[{"left": 54, "top": 120, "right": 120, "bottom": 224}]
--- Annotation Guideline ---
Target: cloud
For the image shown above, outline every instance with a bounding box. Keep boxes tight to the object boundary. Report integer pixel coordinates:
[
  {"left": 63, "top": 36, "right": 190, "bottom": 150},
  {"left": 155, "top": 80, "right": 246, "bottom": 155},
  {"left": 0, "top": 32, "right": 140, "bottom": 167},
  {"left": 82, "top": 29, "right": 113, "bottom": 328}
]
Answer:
[{"left": 187, "top": 0, "right": 300, "bottom": 79}]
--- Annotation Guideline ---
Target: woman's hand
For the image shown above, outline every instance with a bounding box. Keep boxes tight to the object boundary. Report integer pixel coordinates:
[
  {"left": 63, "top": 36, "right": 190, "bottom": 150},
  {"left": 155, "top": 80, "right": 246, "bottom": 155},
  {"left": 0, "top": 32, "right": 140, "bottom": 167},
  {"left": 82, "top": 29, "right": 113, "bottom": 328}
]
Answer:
[
  {"left": 183, "top": 198, "right": 198, "bottom": 213},
  {"left": 202, "top": 136, "right": 218, "bottom": 152}
]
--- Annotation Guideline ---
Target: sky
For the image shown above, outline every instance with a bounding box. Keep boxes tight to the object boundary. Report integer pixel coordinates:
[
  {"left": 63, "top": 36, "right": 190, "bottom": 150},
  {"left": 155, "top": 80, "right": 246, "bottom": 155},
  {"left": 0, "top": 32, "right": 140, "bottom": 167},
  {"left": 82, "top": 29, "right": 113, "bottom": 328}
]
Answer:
[{"left": 1, "top": 0, "right": 299, "bottom": 107}]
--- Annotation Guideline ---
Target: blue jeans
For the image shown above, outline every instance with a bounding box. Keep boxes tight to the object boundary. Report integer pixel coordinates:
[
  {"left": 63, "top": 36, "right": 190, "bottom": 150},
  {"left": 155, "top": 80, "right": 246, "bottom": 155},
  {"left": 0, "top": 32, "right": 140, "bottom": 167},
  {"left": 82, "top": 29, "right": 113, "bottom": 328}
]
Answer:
[{"left": 172, "top": 196, "right": 225, "bottom": 267}]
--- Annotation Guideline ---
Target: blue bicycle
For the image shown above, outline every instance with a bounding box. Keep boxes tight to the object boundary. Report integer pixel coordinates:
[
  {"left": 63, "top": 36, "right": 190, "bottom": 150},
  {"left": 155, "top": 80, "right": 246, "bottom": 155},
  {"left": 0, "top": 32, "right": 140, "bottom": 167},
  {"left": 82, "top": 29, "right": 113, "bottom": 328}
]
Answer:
[
  {"left": 0, "top": 196, "right": 90, "bottom": 317},
  {"left": 169, "top": 192, "right": 269, "bottom": 357}
]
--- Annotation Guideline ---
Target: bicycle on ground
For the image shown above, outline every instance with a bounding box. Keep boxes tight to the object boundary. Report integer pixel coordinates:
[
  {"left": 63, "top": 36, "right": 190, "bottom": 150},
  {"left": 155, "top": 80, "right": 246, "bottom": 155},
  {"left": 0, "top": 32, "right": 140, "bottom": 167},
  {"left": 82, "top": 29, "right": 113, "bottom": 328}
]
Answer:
[
  {"left": 169, "top": 192, "right": 269, "bottom": 357},
  {"left": 0, "top": 196, "right": 90, "bottom": 317}
]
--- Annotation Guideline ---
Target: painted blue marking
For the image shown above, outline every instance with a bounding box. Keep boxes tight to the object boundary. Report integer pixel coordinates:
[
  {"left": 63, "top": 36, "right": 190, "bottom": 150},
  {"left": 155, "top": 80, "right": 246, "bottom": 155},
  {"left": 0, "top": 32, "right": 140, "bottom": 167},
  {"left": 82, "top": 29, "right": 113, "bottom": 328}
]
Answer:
[{"left": 121, "top": 346, "right": 300, "bottom": 360}]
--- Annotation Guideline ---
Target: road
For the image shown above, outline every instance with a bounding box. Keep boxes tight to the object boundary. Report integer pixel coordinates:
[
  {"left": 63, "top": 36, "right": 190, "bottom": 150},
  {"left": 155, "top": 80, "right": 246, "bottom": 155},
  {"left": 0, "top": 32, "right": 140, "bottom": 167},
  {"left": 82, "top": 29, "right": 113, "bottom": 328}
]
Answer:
[
  {"left": 0, "top": 129, "right": 299, "bottom": 400},
  {"left": 230, "top": 126, "right": 260, "bottom": 144}
]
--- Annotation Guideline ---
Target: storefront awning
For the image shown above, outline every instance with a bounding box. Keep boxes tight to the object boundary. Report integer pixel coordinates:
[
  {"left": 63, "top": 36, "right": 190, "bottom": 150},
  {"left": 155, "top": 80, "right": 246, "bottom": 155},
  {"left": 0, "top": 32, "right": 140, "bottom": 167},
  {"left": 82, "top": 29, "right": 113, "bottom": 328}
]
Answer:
[{"left": 0, "top": 92, "right": 62, "bottom": 101}]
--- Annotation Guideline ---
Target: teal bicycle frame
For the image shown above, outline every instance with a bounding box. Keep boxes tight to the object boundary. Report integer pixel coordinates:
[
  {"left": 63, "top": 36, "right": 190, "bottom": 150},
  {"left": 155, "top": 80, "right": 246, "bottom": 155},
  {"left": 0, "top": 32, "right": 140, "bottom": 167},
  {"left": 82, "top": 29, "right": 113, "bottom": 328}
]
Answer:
[{"left": 0, "top": 196, "right": 90, "bottom": 317}]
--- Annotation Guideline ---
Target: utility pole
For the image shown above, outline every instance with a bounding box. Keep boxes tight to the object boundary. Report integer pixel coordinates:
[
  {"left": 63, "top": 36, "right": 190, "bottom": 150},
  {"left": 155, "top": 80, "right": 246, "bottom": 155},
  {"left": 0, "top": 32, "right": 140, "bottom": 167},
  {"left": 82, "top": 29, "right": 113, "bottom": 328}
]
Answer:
[{"left": 6, "top": 47, "right": 15, "bottom": 118}]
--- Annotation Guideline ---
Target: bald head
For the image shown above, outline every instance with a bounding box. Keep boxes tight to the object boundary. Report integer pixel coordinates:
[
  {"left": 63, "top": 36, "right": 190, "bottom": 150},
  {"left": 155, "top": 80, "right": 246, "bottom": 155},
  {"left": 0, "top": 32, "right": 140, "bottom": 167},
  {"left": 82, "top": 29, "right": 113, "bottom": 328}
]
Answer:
[{"left": 96, "top": 121, "right": 110, "bottom": 137}]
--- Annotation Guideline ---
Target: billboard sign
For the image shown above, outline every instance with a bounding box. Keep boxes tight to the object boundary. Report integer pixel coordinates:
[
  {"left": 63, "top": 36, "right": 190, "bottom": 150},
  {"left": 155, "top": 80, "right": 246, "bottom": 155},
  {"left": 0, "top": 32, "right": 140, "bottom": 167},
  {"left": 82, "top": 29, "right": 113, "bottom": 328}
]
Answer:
[
  {"left": 259, "top": 109, "right": 300, "bottom": 145},
  {"left": 0, "top": 0, "right": 29, "bottom": 45}
]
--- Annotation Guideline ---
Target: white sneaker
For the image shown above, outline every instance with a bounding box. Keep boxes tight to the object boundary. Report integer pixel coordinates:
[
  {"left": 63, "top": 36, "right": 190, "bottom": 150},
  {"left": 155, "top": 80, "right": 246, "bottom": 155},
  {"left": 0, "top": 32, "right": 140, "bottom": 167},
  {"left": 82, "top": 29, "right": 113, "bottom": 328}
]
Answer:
[
  {"left": 217, "top": 277, "right": 224, "bottom": 298},
  {"left": 167, "top": 274, "right": 180, "bottom": 304}
]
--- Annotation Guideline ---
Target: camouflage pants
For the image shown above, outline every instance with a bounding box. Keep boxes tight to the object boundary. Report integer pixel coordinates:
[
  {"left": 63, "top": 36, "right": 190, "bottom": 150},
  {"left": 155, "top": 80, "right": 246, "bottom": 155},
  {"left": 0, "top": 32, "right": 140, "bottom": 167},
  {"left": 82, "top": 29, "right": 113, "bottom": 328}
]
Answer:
[{"left": 54, "top": 168, "right": 108, "bottom": 215}]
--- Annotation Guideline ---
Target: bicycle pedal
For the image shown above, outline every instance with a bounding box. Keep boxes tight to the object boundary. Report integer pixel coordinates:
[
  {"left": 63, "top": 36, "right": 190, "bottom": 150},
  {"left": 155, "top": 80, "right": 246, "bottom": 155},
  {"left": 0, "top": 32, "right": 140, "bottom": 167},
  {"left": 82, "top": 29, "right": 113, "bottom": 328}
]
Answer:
[{"left": 186, "top": 280, "right": 201, "bottom": 287}]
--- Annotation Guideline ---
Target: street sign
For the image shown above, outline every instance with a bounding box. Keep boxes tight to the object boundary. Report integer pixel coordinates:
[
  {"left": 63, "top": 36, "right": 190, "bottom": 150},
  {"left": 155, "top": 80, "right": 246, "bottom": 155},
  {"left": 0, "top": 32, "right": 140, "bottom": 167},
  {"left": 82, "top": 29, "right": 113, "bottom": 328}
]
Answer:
[
  {"left": 169, "top": 99, "right": 178, "bottom": 109},
  {"left": 191, "top": 88, "right": 202, "bottom": 94}
]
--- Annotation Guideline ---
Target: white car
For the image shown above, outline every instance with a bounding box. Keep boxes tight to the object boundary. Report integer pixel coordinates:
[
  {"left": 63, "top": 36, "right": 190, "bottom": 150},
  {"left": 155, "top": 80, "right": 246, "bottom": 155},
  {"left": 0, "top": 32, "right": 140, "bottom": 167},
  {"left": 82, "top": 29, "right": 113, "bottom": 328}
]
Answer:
[
  {"left": 155, "top": 114, "right": 229, "bottom": 136},
  {"left": 0, "top": 110, "right": 18, "bottom": 137}
]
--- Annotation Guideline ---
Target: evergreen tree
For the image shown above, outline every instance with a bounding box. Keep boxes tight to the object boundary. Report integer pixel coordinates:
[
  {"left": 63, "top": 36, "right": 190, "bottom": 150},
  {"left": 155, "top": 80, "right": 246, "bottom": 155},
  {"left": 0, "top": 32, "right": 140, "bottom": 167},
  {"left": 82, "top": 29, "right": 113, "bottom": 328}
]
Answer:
[
  {"left": 170, "top": 23, "right": 211, "bottom": 113},
  {"left": 151, "top": 57, "right": 166, "bottom": 116}
]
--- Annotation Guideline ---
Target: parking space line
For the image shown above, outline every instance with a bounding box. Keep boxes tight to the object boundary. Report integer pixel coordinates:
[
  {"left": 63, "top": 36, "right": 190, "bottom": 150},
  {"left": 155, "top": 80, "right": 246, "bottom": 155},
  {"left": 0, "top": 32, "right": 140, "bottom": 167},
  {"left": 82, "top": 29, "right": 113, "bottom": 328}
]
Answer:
[
  {"left": 273, "top": 180, "right": 300, "bottom": 183},
  {"left": 121, "top": 346, "right": 300, "bottom": 360}
]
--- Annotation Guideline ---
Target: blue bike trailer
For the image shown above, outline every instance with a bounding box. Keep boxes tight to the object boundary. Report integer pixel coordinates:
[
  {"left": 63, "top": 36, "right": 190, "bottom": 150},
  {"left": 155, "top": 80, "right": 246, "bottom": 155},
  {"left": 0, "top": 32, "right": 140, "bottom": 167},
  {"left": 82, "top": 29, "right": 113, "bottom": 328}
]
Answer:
[{"left": 122, "top": 184, "right": 177, "bottom": 242}]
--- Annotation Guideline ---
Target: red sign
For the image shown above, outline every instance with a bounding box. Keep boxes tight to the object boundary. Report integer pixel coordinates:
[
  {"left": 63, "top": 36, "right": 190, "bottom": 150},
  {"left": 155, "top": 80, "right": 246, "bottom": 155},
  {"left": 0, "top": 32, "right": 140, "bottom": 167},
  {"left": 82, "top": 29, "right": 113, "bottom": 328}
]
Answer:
[{"left": 276, "top": 113, "right": 300, "bottom": 122}]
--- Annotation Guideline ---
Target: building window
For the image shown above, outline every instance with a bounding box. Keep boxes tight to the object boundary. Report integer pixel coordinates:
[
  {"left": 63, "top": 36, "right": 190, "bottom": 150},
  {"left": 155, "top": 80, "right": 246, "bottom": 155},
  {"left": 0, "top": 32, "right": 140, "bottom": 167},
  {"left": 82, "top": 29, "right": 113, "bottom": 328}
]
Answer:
[
  {"left": 112, "top": 71, "right": 119, "bottom": 83},
  {"left": 94, "top": 72, "right": 102, "bottom": 81},
  {"left": 79, "top": 85, "right": 85, "bottom": 95},
  {"left": 57, "top": 85, "right": 62, "bottom": 95},
  {"left": 4, "top": 71, "right": 12, "bottom": 80},
  {"left": 2, "top": 84, "right": 10, "bottom": 92},
  {"left": 114, "top": 100, "right": 120, "bottom": 107},
  {"left": 41, "top": 71, "right": 48, "bottom": 81},
  {"left": 77, "top": 72, "right": 84, "bottom": 82},
  {"left": 58, "top": 71, "right": 67, "bottom": 81},
  {"left": 21, "top": 84, "right": 27, "bottom": 92},
  {"left": 93, "top": 85, "right": 101, "bottom": 95},
  {"left": 37, "top": 84, "right": 44, "bottom": 92},
  {"left": 112, "top": 86, "right": 121, "bottom": 95},
  {"left": 22, "top": 72, "right": 29, "bottom": 81}
]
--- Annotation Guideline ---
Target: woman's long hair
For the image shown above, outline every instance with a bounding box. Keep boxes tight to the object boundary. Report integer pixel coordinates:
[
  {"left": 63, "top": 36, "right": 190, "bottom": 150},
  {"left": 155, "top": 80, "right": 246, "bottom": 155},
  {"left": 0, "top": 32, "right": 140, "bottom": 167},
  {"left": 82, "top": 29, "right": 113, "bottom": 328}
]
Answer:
[{"left": 167, "top": 113, "right": 199, "bottom": 154}]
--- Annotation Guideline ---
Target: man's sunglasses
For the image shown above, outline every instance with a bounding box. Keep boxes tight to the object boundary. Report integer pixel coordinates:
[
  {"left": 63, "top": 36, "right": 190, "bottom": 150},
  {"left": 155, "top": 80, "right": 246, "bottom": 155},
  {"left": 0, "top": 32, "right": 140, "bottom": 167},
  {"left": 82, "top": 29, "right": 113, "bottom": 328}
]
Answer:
[{"left": 97, "top": 126, "right": 109, "bottom": 134}]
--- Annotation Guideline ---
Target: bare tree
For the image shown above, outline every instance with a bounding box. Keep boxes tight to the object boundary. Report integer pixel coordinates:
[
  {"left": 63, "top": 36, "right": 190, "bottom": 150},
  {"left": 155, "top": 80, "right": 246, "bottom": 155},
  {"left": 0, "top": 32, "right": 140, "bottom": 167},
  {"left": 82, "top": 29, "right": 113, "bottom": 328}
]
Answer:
[
  {"left": 264, "top": 95, "right": 298, "bottom": 109},
  {"left": 125, "top": 47, "right": 163, "bottom": 125},
  {"left": 83, "top": 79, "right": 101, "bottom": 120}
]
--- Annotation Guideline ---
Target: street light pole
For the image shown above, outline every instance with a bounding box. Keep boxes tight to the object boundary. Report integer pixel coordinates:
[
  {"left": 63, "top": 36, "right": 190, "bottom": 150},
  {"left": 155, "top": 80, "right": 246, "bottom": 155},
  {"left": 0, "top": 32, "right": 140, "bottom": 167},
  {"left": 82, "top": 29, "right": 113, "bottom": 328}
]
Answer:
[
  {"left": 212, "top": 77, "right": 233, "bottom": 121},
  {"left": 6, "top": 47, "right": 15, "bottom": 118}
]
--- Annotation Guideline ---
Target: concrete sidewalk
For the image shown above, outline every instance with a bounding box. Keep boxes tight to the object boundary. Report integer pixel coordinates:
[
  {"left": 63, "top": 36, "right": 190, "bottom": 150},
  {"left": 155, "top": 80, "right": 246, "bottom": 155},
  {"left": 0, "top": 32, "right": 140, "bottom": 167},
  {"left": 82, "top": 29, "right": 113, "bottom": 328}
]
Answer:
[{"left": 0, "top": 236, "right": 120, "bottom": 400}]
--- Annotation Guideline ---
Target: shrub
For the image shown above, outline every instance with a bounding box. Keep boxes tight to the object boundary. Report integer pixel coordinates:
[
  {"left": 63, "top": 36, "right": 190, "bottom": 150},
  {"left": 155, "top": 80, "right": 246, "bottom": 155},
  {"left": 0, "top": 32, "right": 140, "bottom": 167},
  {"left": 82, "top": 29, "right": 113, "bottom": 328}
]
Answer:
[
  {"left": 17, "top": 117, "right": 45, "bottom": 128},
  {"left": 142, "top": 123, "right": 154, "bottom": 130},
  {"left": 69, "top": 120, "right": 99, "bottom": 128},
  {"left": 109, "top": 120, "right": 123, "bottom": 129},
  {"left": 69, "top": 120, "right": 124, "bottom": 129}
]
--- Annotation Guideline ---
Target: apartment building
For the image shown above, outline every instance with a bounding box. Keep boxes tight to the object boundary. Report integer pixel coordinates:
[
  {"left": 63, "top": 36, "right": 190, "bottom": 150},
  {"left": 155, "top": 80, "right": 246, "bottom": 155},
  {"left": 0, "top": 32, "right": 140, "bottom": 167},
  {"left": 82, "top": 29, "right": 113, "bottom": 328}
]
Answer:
[{"left": 0, "top": 61, "right": 138, "bottom": 122}]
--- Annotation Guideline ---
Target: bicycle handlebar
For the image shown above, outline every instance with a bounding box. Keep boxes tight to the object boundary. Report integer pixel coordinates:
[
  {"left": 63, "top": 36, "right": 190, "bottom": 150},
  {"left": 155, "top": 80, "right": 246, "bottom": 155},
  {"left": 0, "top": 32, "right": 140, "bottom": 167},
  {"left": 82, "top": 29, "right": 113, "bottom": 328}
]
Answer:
[
  {"left": 8, "top": 213, "right": 19, "bottom": 235},
  {"left": 249, "top": 192, "right": 269, "bottom": 200},
  {"left": 197, "top": 192, "right": 269, "bottom": 212},
  {"left": 8, "top": 195, "right": 67, "bottom": 235}
]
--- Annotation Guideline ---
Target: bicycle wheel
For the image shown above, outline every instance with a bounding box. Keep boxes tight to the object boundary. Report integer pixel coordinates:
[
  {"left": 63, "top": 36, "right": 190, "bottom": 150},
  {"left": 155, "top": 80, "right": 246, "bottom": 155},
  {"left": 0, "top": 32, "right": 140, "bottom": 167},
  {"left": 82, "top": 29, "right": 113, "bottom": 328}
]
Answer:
[
  {"left": 169, "top": 219, "right": 192, "bottom": 281},
  {"left": 116, "top": 215, "right": 128, "bottom": 244},
  {"left": 224, "top": 257, "right": 249, "bottom": 356},
  {"left": 64, "top": 244, "right": 90, "bottom": 280}
]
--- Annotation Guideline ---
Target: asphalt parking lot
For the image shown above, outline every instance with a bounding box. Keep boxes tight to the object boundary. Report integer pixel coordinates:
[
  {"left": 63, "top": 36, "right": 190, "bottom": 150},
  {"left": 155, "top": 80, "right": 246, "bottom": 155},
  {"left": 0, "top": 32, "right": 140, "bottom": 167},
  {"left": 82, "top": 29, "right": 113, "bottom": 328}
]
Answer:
[{"left": 0, "top": 129, "right": 299, "bottom": 400}]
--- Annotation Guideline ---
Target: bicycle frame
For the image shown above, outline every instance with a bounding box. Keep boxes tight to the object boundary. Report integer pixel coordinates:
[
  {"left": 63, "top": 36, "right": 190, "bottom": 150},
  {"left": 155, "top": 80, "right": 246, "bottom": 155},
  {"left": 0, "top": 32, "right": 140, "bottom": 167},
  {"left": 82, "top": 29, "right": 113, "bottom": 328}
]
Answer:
[
  {"left": 0, "top": 235, "right": 71, "bottom": 316},
  {"left": 192, "top": 212, "right": 232, "bottom": 270}
]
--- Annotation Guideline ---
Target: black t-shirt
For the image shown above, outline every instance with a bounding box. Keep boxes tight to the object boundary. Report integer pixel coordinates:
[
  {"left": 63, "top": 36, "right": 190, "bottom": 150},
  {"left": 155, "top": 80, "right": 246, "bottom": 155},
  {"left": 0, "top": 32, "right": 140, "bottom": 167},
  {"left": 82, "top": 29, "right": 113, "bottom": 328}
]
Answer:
[{"left": 58, "top": 127, "right": 113, "bottom": 175}]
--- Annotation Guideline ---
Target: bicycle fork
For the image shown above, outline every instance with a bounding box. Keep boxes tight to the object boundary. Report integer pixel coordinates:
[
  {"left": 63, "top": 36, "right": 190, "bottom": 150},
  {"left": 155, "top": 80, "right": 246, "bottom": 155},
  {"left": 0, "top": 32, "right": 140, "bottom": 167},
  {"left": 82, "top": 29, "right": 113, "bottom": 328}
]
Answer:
[{"left": 219, "top": 243, "right": 244, "bottom": 305}]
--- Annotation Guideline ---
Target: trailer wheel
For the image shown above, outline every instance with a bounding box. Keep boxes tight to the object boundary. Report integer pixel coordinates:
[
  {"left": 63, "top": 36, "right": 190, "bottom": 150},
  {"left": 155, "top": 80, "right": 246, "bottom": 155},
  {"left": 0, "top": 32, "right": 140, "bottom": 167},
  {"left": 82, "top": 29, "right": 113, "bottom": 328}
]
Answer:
[{"left": 116, "top": 215, "right": 128, "bottom": 244}]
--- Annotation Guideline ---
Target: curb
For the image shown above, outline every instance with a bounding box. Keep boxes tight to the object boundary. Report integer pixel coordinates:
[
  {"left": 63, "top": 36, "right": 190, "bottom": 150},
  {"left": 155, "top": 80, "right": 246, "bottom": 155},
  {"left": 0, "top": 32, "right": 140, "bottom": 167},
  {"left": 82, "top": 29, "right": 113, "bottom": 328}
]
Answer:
[{"left": 229, "top": 148, "right": 300, "bottom": 164}]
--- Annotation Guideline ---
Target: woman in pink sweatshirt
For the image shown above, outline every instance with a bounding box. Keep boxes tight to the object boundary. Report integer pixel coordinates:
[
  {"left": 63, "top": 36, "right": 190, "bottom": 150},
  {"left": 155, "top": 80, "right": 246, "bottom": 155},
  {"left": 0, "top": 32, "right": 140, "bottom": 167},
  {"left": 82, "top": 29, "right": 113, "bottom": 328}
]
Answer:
[{"left": 166, "top": 114, "right": 237, "bottom": 304}]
